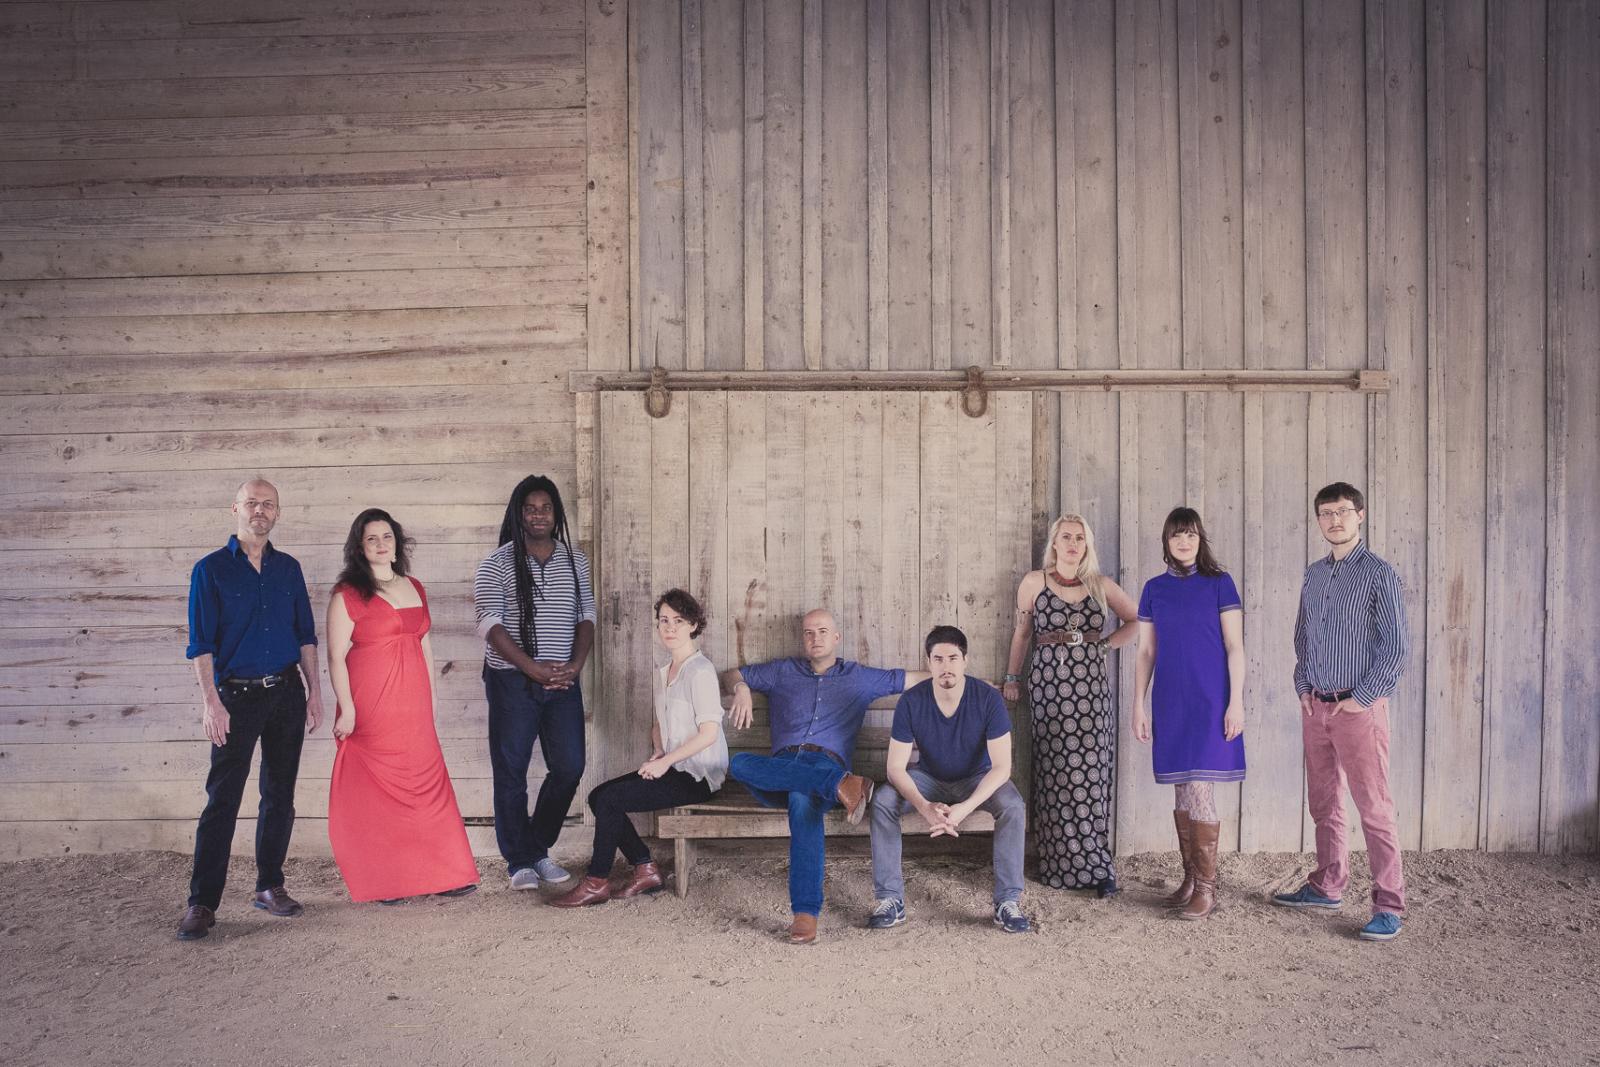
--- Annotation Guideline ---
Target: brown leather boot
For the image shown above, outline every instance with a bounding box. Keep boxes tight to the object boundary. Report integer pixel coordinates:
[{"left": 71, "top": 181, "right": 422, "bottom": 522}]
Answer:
[
  {"left": 1179, "top": 820, "right": 1221, "bottom": 920},
  {"left": 176, "top": 904, "right": 215, "bottom": 941},
  {"left": 787, "top": 912, "right": 818, "bottom": 944},
  {"left": 615, "top": 861, "right": 664, "bottom": 898},
  {"left": 1164, "top": 810, "right": 1197, "bottom": 908},
  {"left": 549, "top": 875, "right": 612, "bottom": 908},
  {"left": 835, "top": 774, "right": 875, "bottom": 825}
]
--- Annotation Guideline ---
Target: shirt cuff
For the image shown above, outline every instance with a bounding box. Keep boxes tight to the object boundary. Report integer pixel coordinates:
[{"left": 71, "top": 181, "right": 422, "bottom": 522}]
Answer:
[
  {"left": 1351, "top": 686, "right": 1378, "bottom": 708},
  {"left": 1295, "top": 682, "right": 1313, "bottom": 697},
  {"left": 476, "top": 615, "right": 504, "bottom": 641},
  {"left": 579, "top": 609, "right": 597, "bottom": 625}
]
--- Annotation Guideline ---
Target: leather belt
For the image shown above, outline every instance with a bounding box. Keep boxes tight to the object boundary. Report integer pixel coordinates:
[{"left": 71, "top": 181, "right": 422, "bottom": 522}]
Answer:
[
  {"left": 1312, "top": 689, "right": 1355, "bottom": 703},
  {"left": 776, "top": 743, "right": 846, "bottom": 768},
  {"left": 1037, "top": 630, "right": 1092, "bottom": 647},
  {"left": 222, "top": 670, "right": 295, "bottom": 690}
]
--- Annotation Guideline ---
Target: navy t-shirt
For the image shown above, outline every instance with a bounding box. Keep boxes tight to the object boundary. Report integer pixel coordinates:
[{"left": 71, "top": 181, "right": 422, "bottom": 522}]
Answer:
[{"left": 891, "top": 678, "right": 1012, "bottom": 782}]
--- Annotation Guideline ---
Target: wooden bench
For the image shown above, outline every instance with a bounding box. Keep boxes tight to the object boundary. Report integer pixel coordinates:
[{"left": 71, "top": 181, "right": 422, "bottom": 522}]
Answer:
[{"left": 656, "top": 693, "right": 997, "bottom": 897}]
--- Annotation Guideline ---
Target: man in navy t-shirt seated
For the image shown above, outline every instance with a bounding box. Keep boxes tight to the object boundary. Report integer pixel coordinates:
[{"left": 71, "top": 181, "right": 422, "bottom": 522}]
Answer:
[{"left": 867, "top": 625, "right": 1030, "bottom": 934}]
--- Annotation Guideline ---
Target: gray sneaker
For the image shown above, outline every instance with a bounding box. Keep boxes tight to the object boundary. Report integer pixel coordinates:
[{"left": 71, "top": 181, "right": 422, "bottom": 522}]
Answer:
[
  {"left": 532, "top": 857, "right": 572, "bottom": 884},
  {"left": 509, "top": 868, "right": 542, "bottom": 891}
]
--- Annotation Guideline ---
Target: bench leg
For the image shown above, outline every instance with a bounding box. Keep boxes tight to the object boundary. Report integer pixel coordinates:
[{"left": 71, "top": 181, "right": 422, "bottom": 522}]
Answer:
[{"left": 674, "top": 836, "right": 691, "bottom": 898}]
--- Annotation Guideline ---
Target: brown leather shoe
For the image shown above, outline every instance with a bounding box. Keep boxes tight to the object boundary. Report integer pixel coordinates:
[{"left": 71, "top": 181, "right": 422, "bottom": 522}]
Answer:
[
  {"left": 550, "top": 875, "right": 612, "bottom": 908},
  {"left": 1179, "top": 820, "right": 1221, "bottom": 920},
  {"left": 177, "top": 904, "right": 215, "bottom": 941},
  {"left": 252, "top": 886, "right": 304, "bottom": 917},
  {"left": 835, "top": 773, "right": 874, "bottom": 825},
  {"left": 787, "top": 912, "right": 818, "bottom": 945},
  {"left": 615, "top": 861, "right": 664, "bottom": 898},
  {"left": 1164, "top": 810, "right": 1197, "bottom": 908}
]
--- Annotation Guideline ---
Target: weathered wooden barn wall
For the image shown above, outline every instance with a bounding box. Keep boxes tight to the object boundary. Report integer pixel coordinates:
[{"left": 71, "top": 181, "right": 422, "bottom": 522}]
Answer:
[
  {"left": 0, "top": 0, "right": 590, "bottom": 856},
  {"left": 606, "top": 0, "right": 1600, "bottom": 854}
]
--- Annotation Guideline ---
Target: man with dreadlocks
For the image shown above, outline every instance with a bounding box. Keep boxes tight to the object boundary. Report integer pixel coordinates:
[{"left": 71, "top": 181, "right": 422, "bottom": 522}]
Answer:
[{"left": 474, "top": 475, "right": 596, "bottom": 889}]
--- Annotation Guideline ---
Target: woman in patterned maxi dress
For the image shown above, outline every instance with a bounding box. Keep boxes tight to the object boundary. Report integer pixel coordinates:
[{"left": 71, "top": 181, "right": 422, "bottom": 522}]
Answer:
[{"left": 1003, "top": 514, "right": 1139, "bottom": 897}]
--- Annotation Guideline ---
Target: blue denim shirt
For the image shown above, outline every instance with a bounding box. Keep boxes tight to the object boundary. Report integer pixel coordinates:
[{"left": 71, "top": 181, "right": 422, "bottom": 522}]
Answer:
[
  {"left": 186, "top": 536, "right": 317, "bottom": 683},
  {"left": 739, "top": 657, "right": 906, "bottom": 760}
]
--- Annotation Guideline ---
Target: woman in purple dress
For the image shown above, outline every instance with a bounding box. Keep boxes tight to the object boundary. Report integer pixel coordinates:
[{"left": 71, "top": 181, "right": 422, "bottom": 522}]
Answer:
[{"left": 1132, "top": 507, "right": 1245, "bottom": 921}]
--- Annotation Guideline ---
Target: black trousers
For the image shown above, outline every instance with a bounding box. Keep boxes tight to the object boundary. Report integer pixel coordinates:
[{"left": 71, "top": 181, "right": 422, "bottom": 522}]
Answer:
[
  {"left": 585, "top": 768, "right": 713, "bottom": 877},
  {"left": 187, "top": 673, "right": 307, "bottom": 910}
]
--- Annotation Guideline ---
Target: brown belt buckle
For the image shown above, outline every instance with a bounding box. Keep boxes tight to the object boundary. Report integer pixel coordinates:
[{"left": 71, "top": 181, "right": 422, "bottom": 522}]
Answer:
[{"left": 1062, "top": 629, "right": 1084, "bottom": 647}]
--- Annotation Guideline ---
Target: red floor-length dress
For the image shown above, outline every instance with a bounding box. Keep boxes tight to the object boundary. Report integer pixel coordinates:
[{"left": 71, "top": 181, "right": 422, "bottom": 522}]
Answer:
[{"left": 328, "top": 578, "right": 478, "bottom": 901}]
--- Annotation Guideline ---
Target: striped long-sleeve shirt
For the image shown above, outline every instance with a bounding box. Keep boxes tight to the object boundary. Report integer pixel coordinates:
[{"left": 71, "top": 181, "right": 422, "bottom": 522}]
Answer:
[
  {"left": 1293, "top": 539, "right": 1409, "bottom": 707},
  {"left": 473, "top": 540, "right": 595, "bottom": 669}
]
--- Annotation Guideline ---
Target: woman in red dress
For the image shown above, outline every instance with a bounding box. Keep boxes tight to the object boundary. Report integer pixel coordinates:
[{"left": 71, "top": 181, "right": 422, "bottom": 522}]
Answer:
[{"left": 326, "top": 508, "right": 479, "bottom": 903}]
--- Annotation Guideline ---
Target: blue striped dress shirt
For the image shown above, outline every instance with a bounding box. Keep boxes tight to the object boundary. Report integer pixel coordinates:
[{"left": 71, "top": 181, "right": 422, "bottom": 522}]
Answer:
[{"left": 1293, "top": 539, "right": 1409, "bottom": 707}]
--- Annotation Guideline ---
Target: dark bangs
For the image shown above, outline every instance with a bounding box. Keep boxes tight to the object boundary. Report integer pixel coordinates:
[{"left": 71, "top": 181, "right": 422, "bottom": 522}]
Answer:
[{"left": 1160, "top": 506, "right": 1226, "bottom": 577}]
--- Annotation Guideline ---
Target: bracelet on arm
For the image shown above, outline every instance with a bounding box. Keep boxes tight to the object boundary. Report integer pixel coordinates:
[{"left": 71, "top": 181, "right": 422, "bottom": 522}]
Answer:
[{"left": 1003, "top": 673, "right": 1022, "bottom": 684}]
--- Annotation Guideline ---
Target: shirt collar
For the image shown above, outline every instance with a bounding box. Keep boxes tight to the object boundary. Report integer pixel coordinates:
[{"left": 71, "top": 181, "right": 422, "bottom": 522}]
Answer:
[
  {"left": 796, "top": 656, "right": 848, "bottom": 677},
  {"left": 226, "top": 534, "right": 274, "bottom": 559},
  {"left": 1326, "top": 539, "right": 1368, "bottom": 566},
  {"left": 1167, "top": 564, "right": 1197, "bottom": 577}
]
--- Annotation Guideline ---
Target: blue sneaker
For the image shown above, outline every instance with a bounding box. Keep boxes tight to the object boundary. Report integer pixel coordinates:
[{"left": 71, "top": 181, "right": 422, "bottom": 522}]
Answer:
[
  {"left": 532, "top": 858, "right": 572, "bottom": 885},
  {"left": 867, "top": 898, "right": 907, "bottom": 930},
  {"left": 993, "top": 900, "right": 1031, "bottom": 934},
  {"left": 1358, "top": 912, "right": 1403, "bottom": 941},
  {"left": 1272, "top": 884, "right": 1342, "bottom": 910}
]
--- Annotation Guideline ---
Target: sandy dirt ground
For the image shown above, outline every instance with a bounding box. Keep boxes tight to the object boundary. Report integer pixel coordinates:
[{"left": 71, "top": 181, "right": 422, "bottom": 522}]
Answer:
[{"left": 2, "top": 841, "right": 1596, "bottom": 1067}]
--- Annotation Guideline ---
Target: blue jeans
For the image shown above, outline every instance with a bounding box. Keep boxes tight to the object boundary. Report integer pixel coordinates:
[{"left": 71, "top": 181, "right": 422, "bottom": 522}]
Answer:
[
  {"left": 869, "top": 767, "right": 1027, "bottom": 906},
  {"left": 484, "top": 666, "right": 586, "bottom": 875},
  {"left": 728, "top": 750, "right": 848, "bottom": 916}
]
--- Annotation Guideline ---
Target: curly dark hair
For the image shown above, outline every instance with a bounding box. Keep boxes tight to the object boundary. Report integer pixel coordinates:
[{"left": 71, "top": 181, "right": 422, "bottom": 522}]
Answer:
[
  {"left": 1160, "top": 506, "right": 1226, "bottom": 578},
  {"left": 335, "top": 508, "right": 413, "bottom": 600},
  {"left": 654, "top": 588, "right": 707, "bottom": 638}
]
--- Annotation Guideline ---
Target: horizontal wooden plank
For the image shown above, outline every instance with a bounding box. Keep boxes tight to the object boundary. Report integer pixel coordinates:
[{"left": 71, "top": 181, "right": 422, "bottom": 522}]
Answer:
[
  {"left": 0, "top": 777, "right": 502, "bottom": 822},
  {"left": 657, "top": 809, "right": 995, "bottom": 839},
  {"left": 0, "top": 39, "right": 69, "bottom": 82},
  {"left": 0, "top": 818, "right": 509, "bottom": 860},
  {"left": 0, "top": 70, "right": 583, "bottom": 123},
  {"left": 0, "top": 544, "right": 493, "bottom": 590},
  {"left": 0, "top": 226, "right": 582, "bottom": 280},
  {"left": 0, "top": 423, "right": 574, "bottom": 473},
  {"left": 0, "top": 3, "right": 68, "bottom": 40},
  {"left": 7, "top": 304, "right": 583, "bottom": 356},
  {"left": 79, "top": 0, "right": 585, "bottom": 40},
  {"left": 2, "top": 341, "right": 579, "bottom": 393},
  {"left": 0, "top": 460, "right": 571, "bottom": 511},
  {"left": 0, "top": 583, "right": 490, "bottom": 628},
  {"left": 0, "top": 183, "right": 584, "bottom": 240},
  {"left": 0, "top": 736, "right": 497, "bottom": 781},
  {"left": 0, "top": 623, "right": 492, "bottom": 670},
  {"left": 0, "top": 147, "right": 586, "bottom": 200},
  {"left": 0, "top": 110, "right": 584, "bottom": 163},
  {"left": 80, "top": 29, "right": 583, "bottom": 81}
]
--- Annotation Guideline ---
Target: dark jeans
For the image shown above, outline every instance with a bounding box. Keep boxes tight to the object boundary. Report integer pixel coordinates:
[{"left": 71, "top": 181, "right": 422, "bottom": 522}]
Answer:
[
  {"left": 484, "top": 666, "right": 586, "bottom": 875},
  {"left": 585, "top": 768, "right": 713, "bottom": 877},
  {"left": 187, "top": 672, "right": 307, "bottom": 910},
  {"left": 727, "top": 750, "right": 849, "bottom": 916}
]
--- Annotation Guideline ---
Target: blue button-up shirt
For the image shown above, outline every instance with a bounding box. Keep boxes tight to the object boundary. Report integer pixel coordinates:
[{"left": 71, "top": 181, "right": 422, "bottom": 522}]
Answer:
[
  {"left": 186, "top": 536, "right": 318, "bottom": 683},
  {"left": 739, "top": 657, "right": 906, "bottom": 762},
  {"left": 1293, "top": 539, "right": 1409, "bottom": 707}
]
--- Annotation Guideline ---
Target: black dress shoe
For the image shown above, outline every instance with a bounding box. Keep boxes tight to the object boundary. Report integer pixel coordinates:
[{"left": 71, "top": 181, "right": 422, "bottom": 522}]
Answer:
[
  {"left": 435, "top": 884, "right": 478, "bottom": 899},
  {"left": 377, "top": 898, "right": 403, "bottom": 906},
  {"left": 177, "top": 904, "right": 215, "bottom": 940},
  {"left": 1095, "top": 876, "right": 1120, "bottom": 899},
  {"left": 252, "top": 886, "right": 305, "bottom": 917}
]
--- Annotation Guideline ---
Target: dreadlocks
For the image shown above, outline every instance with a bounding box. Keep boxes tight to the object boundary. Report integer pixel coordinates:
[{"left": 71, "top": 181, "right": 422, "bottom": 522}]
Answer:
[{"left": 497, "top": 475, "right": 581, "bottom": 660}]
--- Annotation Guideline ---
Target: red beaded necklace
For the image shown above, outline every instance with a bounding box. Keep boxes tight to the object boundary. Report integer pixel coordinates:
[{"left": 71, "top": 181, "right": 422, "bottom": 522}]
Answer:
[{"left": 1052, "top": 569, "right": 1084, "bottom": 588}]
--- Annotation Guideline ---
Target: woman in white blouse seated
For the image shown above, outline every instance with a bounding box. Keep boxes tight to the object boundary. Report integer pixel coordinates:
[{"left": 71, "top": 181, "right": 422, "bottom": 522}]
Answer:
[{"left": 552, "top": 588, "right": 729, "bottom": 906}]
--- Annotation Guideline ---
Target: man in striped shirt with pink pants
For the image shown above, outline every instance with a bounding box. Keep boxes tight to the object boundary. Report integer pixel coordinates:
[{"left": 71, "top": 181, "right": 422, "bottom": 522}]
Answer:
[{"left": 1275, "top": 481, "right": 1411, "bottom": 942}]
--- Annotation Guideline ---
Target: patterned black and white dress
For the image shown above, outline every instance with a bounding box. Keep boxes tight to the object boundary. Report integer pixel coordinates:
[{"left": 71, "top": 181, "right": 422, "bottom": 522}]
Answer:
[{"left": 1029, "top": 586, "right": 1116, "bottom": 889}]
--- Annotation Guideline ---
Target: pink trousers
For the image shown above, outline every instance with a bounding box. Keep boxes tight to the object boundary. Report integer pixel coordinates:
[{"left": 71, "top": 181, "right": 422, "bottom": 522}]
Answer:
[{"left": 1302, "top": 696, "right": 1406, "bottom": 915}]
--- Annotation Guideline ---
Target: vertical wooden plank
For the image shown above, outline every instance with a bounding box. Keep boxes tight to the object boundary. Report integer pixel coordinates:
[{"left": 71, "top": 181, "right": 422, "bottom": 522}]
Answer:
[
  {"left": 763, "top": 0, "right": 804, "bottom": 370},
  {"left": 880, "top": 393, "right": 922, "bottom": 669},
  {"left": 727, "top": 393, "right": 770, "bottom": 668},
  {"left": 866, "top": 0, "right": 890, "bottom": 371},
  {"left": 801, "top": 0, "right": 823, "bottom": 370},
  {"left": 919, "top": 393, "right": 960, "bottom": 634},
  {"left": 841, "top": 394, "right": 885, "bottom": 665},
  {"left": 990, "top": 0, "right": 1013, "bottom": 368},
  {"left": 637, "top": 0, "right": 686, "bottom": 370},
  {"left": 763, "top": 393, "right": 807, "bottom": 656},
  {"left": 820, "top": 0, "right": 869, "bottom": 370},
  {"left": 743, "top": 0, "right": 767, "bottom": 370},
  {"left": 688, "top": 392, "right": 732, "bottom": 671},
  {"left": 682, "top": 0, "right": 707, "bottom": 370},
  {"left": 703, "top": 0, "right": 748, "bottom": 370},
  {"left": 1115, "top": 0, "right": 1182, "bottom": 853},
  {"left": 955, "top": 397, "right": 1000, "bottom": 680},
  {"left": 1481, "top": 0, "right": 1547, "bottom": 852},
  {"left": 1542, "top": 0, "right": 1600, "bottom": 855},
  {"left": 949, "top": 0, "right": 992, "bottom": 367},
  {"left": 598, "top": 393, "right": 655, "bottom": 784},
  {"left": 586, "top": 0, "right": 630, "bottom": 372},
  {"left": 1007, "top": 0, "right": 1055, "bottom": 372},
  {"left": 650, "top": 393, "right": 691, "bottom": 594},
  {"left": 887, "top": 0, "right": 933, "bottom": 370},
  {"left": 1422, "top": 0, "right": 1487, "bottom": 850},
  {"left": 1367, "top": 0, "right": 1427, "bottom": 852},
  {"left": 995, "top": 391, "right": 1035, "bottom": 793},
  {"left": 929, "top": 0, "right": 954, "bottom": 370},
  {"left": 802, "top": 392, "right": 845, "bottom": 614}
]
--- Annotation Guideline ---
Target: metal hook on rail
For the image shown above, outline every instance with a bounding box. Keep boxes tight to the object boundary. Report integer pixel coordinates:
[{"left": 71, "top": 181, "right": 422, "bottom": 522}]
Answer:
[
  {"left": 961, "top": 365, "right": 988, "bottom": 418},
  {"left": 644, "top": 366, "right": 672, "bottom": 418}
]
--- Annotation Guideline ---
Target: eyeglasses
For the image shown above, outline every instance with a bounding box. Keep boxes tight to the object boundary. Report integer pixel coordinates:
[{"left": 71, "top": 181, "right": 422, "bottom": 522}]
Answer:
[{"left": 1316, "top": 506, "right": 1359, "bottom": 522}]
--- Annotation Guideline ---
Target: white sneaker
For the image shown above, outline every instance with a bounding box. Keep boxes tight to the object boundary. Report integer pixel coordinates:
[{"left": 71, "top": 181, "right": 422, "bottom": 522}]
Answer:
[
  {"left": 509, "top": 868, "right": 542, "bottom": 890},
  {"left": 532, "top": 858, "right": 572, "bottom": 884}
]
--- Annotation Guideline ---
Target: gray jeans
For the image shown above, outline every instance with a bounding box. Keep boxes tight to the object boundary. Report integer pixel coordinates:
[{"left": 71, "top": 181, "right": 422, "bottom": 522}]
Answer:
[{"left": 869, "top": 767, "right": 1026, "bottom": 905}]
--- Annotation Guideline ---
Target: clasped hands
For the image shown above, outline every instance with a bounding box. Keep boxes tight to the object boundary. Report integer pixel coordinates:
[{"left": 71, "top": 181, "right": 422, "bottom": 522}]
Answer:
[
  {"left": 526, "top": 659, "right": 579, "bottom": 690},
  {"left": 638, "top": 750, "right": 671, "bottom": 779},
  {"left": 919, "top": 800, "right": 970, "bottom": 838}
]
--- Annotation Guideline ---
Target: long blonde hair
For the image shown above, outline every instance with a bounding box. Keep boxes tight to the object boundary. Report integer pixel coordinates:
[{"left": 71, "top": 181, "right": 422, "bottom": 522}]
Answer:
[{"left": 1040, "top": 513, "right": 1108, "bottom": 609}]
